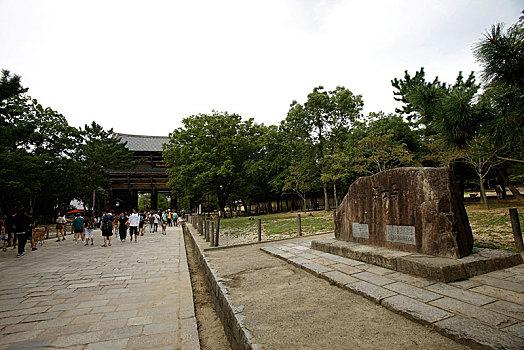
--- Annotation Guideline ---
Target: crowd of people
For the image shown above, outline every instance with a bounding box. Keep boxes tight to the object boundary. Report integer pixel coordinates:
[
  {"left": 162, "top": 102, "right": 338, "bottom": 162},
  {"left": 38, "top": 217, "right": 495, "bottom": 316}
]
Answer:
[{"left": 0, "top": 208, "right": 184, "bottom": 257}]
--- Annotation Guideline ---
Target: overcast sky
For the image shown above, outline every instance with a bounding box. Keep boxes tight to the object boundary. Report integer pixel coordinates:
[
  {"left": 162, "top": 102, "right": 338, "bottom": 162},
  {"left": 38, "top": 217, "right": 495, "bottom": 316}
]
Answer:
[{"left": 0, "top": 1, "right": 522, "bottom": 136}]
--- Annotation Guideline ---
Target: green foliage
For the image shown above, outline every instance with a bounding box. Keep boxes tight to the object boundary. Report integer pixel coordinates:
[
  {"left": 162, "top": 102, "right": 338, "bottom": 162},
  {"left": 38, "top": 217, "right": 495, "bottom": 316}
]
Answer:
[
  {"left": 0, "top": 70, "right": 136, "bottom": 216},
  {"left": 164, "top": 111, "right": 264, "bottom": 212},
  {"left": 473, "top": 15, "right": 524, "bottom": 162},
  {"left": 280, "top": 86, "right": 363, "bottom": 207},
  {"left": 344, "top": 113, "right": 419, "bottom": 175}
]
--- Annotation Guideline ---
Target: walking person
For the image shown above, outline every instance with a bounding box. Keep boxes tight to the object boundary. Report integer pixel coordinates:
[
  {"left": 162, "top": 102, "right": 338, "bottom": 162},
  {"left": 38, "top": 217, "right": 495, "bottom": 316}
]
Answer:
[
  {"left": 1, "top": 220, "right": 7, "bottom": 252},
  {"left": 139, "top": 211, "right": 146, "bottom": 236},
  {"left": 149, "top": 211, "right": 155, "bottom": 233},
  {"left": 27, "top": 212, "right": 37, "bottom": 251},
  {"left": 84, "top": 212, "right": 95, "bottom": 246},
  {"left": 161, "top": 211, "right": 168, "bottom": 235},
  {"left": 72, "top": 212, "right": 84, "bottom": 243},
  {"left": 100, "top": 210, "right": 114, "bottom": 247},
  {"left": 167, "top": 209, "right": 172, "bottom": 227},
  {"left": 128, "top": 208, "right": 140, "bottom": 243},
  {"left": 173, "top": 211, "right": 178, "bottom": 227},
  {"left": 117, "top": 212, "right": 128, "bottom": 242},
  {"left": 13, "top": 209, "right": 31, "bottom": 258},
  {"left": 153, "top": 211, "right": 160, "bottom": 232},
  {"left": 5, "top": 210, "right": 15, "bottom": 249},
  {"left": 56, "top": 212, "right": 66, "bottom": 241}
]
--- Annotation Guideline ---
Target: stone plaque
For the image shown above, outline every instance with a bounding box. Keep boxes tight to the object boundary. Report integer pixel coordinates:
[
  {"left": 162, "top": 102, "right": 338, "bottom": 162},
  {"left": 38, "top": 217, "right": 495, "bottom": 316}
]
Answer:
[
  {"left": 386, "top": 225, "right": 415, "bottom": 245},
  {"left": 334, "top": 167, "right": 474, "bottom": 258},
  {"left": 352, "top": 223, "right": 369, "bottom": 239}
]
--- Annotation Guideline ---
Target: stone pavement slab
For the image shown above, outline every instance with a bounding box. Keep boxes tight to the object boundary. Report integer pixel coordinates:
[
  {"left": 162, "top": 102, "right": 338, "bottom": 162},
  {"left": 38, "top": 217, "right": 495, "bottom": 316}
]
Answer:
[
  {"left": 0, "top": 225, "right": 199, "bottom": 349},
  {"left": 262, "top": 240, "right": 524, "bottom": 349}
]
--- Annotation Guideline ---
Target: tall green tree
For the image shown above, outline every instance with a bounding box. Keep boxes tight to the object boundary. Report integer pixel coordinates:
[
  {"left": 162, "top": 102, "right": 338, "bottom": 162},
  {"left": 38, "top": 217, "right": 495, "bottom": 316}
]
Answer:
[
  {"left": 164, "top": 111, "right": 263, "bottom": 213},
  {"left": 391, "top": 69, "right": 500, "bottom": 208},
  {"left": 74, "top": 122, "right": 138, "bottom": 214},
  {"left": 345, "top": 113, "right": 419, "bottom": 176},
  {"left": 0, "top": 89, "right": 78, "bottom": 214},
  {"left": 282, "top": 86, "right": 363, "bottom": 210},
  {"left": 474, "top": 14, "right": 524, "bottom": 198}
]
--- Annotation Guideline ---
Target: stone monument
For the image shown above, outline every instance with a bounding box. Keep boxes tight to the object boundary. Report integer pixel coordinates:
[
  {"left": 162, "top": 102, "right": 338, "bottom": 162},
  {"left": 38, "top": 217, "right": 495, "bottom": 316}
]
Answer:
[{"left": 335, "top": 167, "right": 473, "bottom": 259}]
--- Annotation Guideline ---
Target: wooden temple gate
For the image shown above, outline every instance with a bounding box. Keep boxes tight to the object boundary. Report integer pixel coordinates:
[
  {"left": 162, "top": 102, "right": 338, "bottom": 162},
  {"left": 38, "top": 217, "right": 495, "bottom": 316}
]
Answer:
[{"left": 107, "top": 133, "right": 172, "bottom": 213}]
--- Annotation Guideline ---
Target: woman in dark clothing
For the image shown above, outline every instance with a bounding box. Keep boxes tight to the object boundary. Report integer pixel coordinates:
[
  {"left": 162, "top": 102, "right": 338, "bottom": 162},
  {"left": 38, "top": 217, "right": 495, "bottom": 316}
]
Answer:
[
  {"left": 13, "top": 209, "right": 31, "bottom": 257},
  {"left": 117, "top": 212, "right": 128, "bottom": 241}
]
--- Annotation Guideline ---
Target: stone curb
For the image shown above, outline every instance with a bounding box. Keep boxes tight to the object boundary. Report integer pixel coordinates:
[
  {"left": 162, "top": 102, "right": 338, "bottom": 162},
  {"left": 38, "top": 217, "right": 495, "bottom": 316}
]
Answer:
[
  {"left": 182, "top": 222, "right": 258, "bottom": 350},
  {"left": 261, "top": 245, "right": 524, "bottom": 350}
]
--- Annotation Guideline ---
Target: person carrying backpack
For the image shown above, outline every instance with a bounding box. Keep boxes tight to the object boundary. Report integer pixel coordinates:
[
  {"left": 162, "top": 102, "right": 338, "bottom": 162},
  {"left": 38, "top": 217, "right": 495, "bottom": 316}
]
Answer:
[
  {"left": 84, "top": 212, "right": 95, "bottom": 246},
  {"left": 100, "top": 210, "right": 114, "bottom": 247}
]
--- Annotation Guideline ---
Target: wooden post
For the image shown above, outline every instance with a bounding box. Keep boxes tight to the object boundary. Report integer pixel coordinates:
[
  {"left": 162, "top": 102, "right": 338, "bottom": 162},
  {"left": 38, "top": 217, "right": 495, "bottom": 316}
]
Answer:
[
  {"left": 210, "top": 221, "right": 215, "bottom": 247},
  {"left": 205, "top": 220, "right": 210, "bottom": 242},
  {"left": 258, "top": 219, "right": 262, "bottom": 242},
  {"left": 215, "top": 218, "right": 220, "bottom": 247},
  {"left": 509, "top": 208, "right": 524, "bottom": 251},
  {"left": 298, "top": 214, "right": 302, "bottom": 236}
]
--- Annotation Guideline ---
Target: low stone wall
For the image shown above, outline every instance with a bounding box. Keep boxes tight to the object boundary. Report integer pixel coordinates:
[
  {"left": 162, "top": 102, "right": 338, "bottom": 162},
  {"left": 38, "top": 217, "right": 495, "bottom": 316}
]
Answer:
[{"left": 182, "top": 222, "right": 258, "bottom": 350}]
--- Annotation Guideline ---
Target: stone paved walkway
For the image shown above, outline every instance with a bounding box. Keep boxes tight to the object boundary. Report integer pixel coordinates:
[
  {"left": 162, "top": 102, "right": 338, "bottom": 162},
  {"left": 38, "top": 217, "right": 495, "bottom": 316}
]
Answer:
[
  {"left": 262, "top": 241, "right": 524, "bottom": 349},
  {"left": 0, "top": 225, "right": 199, "bottom": 349}
]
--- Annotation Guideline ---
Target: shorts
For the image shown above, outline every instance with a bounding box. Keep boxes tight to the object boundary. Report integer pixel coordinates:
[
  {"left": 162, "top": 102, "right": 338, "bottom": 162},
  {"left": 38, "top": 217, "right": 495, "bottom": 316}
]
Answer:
[
  {"left": 129, "top": 226, "right": 138, "bottom": 236},
  {"left": 84, "top": 229, "right": 94, "bottom": 239},
  {"left": 102, "top": 228, "right": 113, "bottom": 237},
  {"left": 74, "top": 228, "right": 83, "bottom": 234},
  {"left": 56, "top": 224, "right": 64, "bottom": 230},
  {"left": 139, "top": 222, "right": 144, "bottom": 229},
  {"left": 26, "top": 231, "right": 33, "bottom": 240}
]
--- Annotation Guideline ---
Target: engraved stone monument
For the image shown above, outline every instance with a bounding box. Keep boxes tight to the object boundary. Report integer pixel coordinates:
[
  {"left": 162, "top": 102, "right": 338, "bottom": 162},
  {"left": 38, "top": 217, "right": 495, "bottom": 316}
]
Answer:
[{"left": 335, "top": 167, "right": 473, "bottom": 258}]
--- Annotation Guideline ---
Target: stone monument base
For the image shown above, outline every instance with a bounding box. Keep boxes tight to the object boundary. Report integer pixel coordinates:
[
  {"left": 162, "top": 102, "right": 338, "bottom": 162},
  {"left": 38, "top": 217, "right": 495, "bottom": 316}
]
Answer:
[{"left": 311, "top": 238, "right": 523, "bottom": 283}]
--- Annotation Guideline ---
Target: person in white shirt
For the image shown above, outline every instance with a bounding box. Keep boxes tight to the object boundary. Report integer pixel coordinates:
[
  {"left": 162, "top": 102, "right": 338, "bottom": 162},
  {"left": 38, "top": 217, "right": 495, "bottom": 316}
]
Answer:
[
  {"left": 128, "top": 208, "right": 140, "bottom": 243},
  {"left": 153, "top": 212, "right": 160, "bottom": 232},
  {"left": 55, "top": 212, "right": 67, "bottom": 242}
]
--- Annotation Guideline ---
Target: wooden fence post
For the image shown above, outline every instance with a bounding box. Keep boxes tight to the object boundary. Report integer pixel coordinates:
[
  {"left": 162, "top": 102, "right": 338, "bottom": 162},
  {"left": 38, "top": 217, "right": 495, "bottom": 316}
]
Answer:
[
  {"left": 210, "top": 221, "right": 215, "bottom": 247},
  {"left": 509, "top": 208, "right": 524, "bottom": 251},
  {"left": 215, "top": 218, "right": 220, "bottom": 247},
  {"left": 258, "top": 219, "right": 262, "bottom": 242},
  {"left": 298, "top": 214, "right": 302, "bottom": 236}
]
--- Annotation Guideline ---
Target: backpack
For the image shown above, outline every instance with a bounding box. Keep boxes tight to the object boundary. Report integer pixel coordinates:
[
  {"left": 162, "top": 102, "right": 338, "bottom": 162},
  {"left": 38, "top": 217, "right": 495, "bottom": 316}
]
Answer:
[
  {"left": 86, "top": 217, "right": 95, "bottom": 229},
  {"left": 102, "top": 214, "right": 113, "bottom": 230}
]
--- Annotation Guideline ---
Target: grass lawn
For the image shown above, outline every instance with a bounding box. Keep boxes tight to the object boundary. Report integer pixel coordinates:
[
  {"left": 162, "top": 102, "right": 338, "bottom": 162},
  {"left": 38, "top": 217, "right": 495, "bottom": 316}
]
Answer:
[
  {"left": 219, "top": 211, "right": 335, "bottom": 238},
  {"left": 465, "top": 199, "right": 524, "bottom": 252},
  {"left": 217, "top": 198, "right": 524, "bottom": 251}
]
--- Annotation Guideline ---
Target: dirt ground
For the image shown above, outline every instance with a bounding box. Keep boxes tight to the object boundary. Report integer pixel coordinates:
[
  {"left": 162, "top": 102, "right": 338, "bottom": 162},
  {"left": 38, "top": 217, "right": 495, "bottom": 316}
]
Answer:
[
  {"left": 465, "top": 198, "right": 524, "bottom": 251},
  {"left": 184, "top": 232, "right": 231, "bottom": 350},
  {"left": 199, "top": 233, "right": 468, "bottom": 350}
]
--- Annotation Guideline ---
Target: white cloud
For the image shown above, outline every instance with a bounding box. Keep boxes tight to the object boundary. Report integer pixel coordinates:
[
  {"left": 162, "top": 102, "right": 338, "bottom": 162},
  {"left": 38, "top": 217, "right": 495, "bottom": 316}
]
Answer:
[{"left": 0, "top": 0, "right": 522, "bottom": 135}]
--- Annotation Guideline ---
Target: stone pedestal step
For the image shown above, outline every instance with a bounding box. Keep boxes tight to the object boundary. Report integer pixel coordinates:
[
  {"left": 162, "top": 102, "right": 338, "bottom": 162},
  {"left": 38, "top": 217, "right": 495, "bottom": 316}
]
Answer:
[{"left": 312, "top": 237, "right": 523, "bottom": 282}]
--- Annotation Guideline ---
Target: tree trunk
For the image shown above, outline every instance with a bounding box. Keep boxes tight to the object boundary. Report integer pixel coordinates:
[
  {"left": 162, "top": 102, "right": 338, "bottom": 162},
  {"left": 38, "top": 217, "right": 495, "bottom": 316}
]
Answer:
[
  {"left": 29, "top": 195, "right": 35, "bottom": 215},
  {"left": 333, "top": 183, "right": 338, "bottom": 209},
  {"left": 479, "top": 175, "right": 489, "bottom": 210},
  {"left": 302, "top": 197, "right": 307, "bottom": 212},
  {"left": 497, "top": 167, "right": 522, "bottom": 199},
  {"left": 323, "top": 183, "right": 329, "bottom": 211}
]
